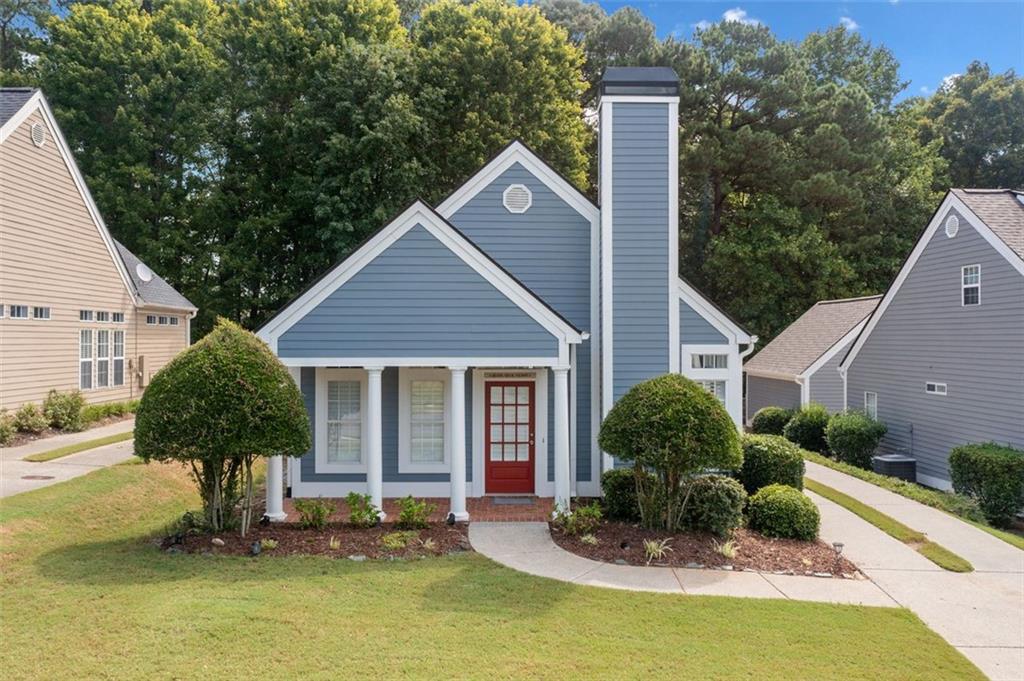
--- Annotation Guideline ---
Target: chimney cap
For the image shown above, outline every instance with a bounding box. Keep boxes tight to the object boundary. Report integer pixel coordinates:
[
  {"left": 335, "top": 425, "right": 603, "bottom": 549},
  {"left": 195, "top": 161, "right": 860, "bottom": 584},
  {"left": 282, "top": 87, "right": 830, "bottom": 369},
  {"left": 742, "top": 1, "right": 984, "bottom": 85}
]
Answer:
[{"left": 600, "top": 66, "right": 679, "bottom": 97}]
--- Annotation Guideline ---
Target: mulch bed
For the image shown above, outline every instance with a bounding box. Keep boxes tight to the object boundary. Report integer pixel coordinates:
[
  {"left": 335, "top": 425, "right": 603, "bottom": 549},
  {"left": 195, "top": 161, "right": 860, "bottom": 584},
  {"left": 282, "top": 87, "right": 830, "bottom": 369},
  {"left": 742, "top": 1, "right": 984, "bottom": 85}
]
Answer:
[
  {"left": 164, "top": 521, "right": 471, "bottom": 560},
  {"left": 7, "top": 414, "right": 134, "bottom": 448},
  {"left": 550, "top": 521, "right": 859, "bottom": 578}
]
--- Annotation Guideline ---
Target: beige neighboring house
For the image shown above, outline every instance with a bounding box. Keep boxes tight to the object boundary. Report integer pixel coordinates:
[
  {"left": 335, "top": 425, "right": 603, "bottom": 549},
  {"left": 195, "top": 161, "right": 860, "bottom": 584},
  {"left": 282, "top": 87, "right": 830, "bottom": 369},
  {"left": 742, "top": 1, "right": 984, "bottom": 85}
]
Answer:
[{"left": 0, "top": 88, "right": 196, "bottom": 412}]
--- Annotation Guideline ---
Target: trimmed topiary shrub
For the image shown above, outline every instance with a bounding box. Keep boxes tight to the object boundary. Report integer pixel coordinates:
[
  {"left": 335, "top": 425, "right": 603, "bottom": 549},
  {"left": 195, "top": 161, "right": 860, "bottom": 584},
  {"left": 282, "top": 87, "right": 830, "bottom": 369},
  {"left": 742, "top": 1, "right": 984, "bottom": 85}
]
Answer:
[
  {"left": 747, "top": 484, "right": 820, "bottom": 540},
  {"left": 783, "top": 403, "right": 830, "bottom": 453},
  {"left": 43, "top": 389, "right": 86, "bottom": 431},
  {"left": 826, "top": 411, "right": 887, "bottom": 469},
  {"left": 13, "top": 403, "right": 48, "bottom": 434},
  {"left": 949, "top": 443, "right": 1024, "bottom": 528},
  {"left": 600, "top": 468, "right": 652, "bottom": 522},
  {"left": 682, "top": 475, "right": 746, "bottom": 537},
  {"left": 738, "top": 434, "right": 804, "bottom": 494},
  {"left": 135, "top": 318, "right": 311, "bottom": 535},
  {"left": 750, "top": 407, "right": 795, "bottom": 436},
  {"left": 599, "top": 374, "right": 741, "bottom": 530},
  {"left": 0, "top": 410, "right": 15, "bottom": 446}
]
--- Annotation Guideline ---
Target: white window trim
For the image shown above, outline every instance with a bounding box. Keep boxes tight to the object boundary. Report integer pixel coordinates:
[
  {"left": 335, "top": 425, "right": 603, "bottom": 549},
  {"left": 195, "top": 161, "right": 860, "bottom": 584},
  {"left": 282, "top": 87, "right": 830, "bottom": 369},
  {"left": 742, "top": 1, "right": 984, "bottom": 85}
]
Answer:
[
  {"left": 925, "top": 382, "right": 948, "bottom": 396},
  {"left": 398, "top": 367, "right": 451, "bottom": 474},
  {"left": 680, "top": 343, "right": 742, "bottom": 428},
  {"left": 9, "top": 305, "right": 29, "bottom": 319},
  {"left": 113, "top": 312, "right": 126, "bottom": 323},
  {"left": 864, "top": 391, "right": 878, "bottom": 420},
  {"left": 79, "top": 329, "right": 94, "bottom": 391},
  {"left": 32, "top": 306, "right": 51, "bottom": 320},
  {"left": 113, "top": 330, "right": 125, "bottom": 387},
  {"left": 314, "top": 368, "right": 368, "bottom": 474},
  {"left": 961, "top": 264, "right": 981, "bottom": 306},
  {"left": 146, "top": 315, "right": 157, "bottom": 325},
  {"left": 79, "top": 309, "right": 94, "bottom": 322},
  {"left": 96, "top": 329, "right": 111, "bottom": 388}
]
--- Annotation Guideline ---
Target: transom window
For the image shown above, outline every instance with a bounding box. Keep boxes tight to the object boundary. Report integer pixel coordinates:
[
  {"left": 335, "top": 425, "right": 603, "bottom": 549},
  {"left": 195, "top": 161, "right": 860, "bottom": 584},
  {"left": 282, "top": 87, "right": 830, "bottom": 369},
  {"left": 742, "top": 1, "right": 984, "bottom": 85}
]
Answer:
[
  {"left": 79, "top": 310, "right": 93, "bottom": 322},
  {"left": 327, "top": 380, "right": 361, "bottom": 464},
  {"left": 79, "top": 329, "right": 93, "bottom": 390},
  {"left": 96, "top": 311, "right": 110, "bottom": 322},
  {"left": 410, "top": 381, "right": 445, "bottom": 464},
  {"left": 113, "top": 312, "right": 125, "bottom": 323},
  {"left": 962, "top": 264, "right": 980, "bottom": 306},
  {"left": 10, "top": 305, "right": 28, "bottom": 319},
  {"left": 696, "top": 379, "right": 726, "bottom": 403},
  {"left": 691, "top": 353, "right": 728, "bottom": 369},
  {"left": 146, "top": 315, "right": 157, "bottom": 325},
  {"left": 864, "top": 392, "right": 878, "bottom": 420},
  {"left": 925, "top": 382, "right": 947, "bottom": 396},
  {"left": 169, "top": 317, "right": 179, "bottom": 326},
  {"left": 158, "top": 316, "right": 169, "bottom": 325},
  {"left": 32, "top": 306, "right": 50, "bottom": 320}
]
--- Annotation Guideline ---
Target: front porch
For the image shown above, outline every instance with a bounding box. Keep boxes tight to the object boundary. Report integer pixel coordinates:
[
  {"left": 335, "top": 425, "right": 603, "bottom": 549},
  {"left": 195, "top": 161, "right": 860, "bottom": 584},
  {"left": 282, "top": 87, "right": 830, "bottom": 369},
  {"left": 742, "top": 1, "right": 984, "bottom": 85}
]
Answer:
[{"left": 282, "top": 495, "right": 556, "bottom": 523}]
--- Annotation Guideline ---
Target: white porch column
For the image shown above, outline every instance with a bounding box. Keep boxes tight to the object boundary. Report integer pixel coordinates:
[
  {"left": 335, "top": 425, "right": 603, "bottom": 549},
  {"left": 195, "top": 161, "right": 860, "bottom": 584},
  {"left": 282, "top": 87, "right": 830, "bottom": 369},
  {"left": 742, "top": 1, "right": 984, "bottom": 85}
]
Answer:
[
  {"left": 449, "top": 367, "right": 469, "bottom": 522},
  {"left": 366, "top": 366, "right": 386, "bottom": 520},
  {"left": 265, "top": 456, "right": 287, "bottom": 521},
  {"left": 553, "top": 367, "right": 571, "bottom": 513}
]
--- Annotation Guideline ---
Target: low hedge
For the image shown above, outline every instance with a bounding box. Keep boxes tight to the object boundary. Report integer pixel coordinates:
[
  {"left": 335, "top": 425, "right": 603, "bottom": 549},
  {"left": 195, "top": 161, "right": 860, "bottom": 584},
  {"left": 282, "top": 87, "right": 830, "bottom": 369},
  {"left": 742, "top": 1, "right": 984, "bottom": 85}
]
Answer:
[
  {"left": 13, "top": 403, "right": 48, "bottom": 434},
  {"left": 738, "top": 434, "right": 804, "bottom": 494},
  {"left": 43, "top": 390, "right": 86, "bottom": 432},
  {"left": 825, "top": 411, "right": 887, "bottom": 469},
  {"left": 783, "top": 403, "right": 830, "bottom": 453},
  {"left": 747, "top": 484, "right": 820, "bottom": 540},
  {"left": 750, "top": 407, "right": 794, "bottom": 436},
  {"left": 82, "top": 399, "right": 140, "bottom": 425},
  {"left": 949, "top": 443, "right": 1024, "bottom": 528},
  {"left": 682, "top": 474, "right": 746, "bottom": 537},
  {"left": 600, "top": 468, "right": 653, "bottom": 522},
  {"left": 0, "top": 411, "right": 15, "bottom": 446}
]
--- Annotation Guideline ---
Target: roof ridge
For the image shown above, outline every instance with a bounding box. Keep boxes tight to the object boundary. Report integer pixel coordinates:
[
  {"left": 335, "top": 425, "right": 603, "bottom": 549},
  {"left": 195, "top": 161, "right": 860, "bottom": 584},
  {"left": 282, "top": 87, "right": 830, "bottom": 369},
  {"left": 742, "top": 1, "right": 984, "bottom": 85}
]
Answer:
[{"left": 815, "top": 294, "right": 883, "bottom": 306}]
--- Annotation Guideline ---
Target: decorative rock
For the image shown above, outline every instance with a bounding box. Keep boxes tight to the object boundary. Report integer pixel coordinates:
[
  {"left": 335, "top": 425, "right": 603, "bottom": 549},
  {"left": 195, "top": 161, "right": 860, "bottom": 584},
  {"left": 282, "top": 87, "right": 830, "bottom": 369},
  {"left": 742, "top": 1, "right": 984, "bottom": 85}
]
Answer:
[
  {"left": 685, "top": 562, "right": 704, "bottom": 569},
  {"left": 211, "top": 537, "right": 225, "bottom": 547},
  {"left": 814, "top": 572, "right": 832, "bottom": 578},
  {"left": 348, "top": 554, "right": 367, "bottom": 562},
  {"left": 720, "top": 565, "right": 733, "bottom": 571},
  {"left": 613, "top": 558, "right": 628, "bottom": 566}
]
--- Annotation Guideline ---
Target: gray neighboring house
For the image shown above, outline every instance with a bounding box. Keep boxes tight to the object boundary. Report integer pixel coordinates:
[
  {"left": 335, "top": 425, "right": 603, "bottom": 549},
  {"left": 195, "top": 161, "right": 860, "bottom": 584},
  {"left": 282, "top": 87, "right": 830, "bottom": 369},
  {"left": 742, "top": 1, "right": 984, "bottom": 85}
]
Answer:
[
  {"left": 841, "top": 188, "right": 1024, "bottom": 489},
  {"left": 744, "top": 295, "right": 881, "bottom": 419}
]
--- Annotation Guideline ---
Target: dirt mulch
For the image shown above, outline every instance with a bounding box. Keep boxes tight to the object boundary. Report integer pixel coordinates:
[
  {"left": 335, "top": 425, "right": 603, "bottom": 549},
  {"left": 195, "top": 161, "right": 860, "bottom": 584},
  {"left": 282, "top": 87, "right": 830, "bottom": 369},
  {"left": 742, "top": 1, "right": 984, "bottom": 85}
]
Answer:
[
  {"left": 165, "top": 521, "right": 471, "bottom": 560},
  {"left": 6, "top": 414, "right": 134, "bottom": 448},
  {"left": 550, "top": 521, "right": 859, "bottom": 578}
]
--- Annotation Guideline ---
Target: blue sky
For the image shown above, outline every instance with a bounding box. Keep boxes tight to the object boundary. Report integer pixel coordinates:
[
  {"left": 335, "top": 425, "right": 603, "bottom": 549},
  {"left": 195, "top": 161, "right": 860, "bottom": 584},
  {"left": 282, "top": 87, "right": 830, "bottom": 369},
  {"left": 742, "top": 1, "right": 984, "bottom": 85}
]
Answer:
[{"left": 595, "top": 1, "right": 1024, "bottom": 100}]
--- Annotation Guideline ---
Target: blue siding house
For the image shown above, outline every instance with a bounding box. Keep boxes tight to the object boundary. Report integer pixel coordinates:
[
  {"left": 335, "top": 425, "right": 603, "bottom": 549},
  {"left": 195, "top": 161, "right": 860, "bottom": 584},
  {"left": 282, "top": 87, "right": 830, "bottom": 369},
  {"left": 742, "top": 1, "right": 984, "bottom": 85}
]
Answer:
[{"left": 257, "top": 68, "right": 756, "bottom": 520}]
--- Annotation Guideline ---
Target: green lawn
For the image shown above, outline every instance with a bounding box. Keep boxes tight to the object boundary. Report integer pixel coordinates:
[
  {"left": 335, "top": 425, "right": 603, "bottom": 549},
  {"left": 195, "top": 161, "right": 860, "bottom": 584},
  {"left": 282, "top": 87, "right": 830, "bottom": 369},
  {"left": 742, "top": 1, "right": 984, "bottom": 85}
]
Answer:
[
  {"left": 0, "top": 464, "right": 984, "bottom": 680},
  {"left": 22, "top": 431, "right": 134, "bottom": 462}
]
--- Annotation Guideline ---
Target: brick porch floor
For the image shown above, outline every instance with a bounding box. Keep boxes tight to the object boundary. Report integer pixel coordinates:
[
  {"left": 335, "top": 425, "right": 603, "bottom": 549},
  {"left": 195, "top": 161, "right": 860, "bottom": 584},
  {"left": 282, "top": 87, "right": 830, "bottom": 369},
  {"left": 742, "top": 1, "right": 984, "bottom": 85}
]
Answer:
[{"left": 282, "top": 496, "right": 554, "bottom": 523}]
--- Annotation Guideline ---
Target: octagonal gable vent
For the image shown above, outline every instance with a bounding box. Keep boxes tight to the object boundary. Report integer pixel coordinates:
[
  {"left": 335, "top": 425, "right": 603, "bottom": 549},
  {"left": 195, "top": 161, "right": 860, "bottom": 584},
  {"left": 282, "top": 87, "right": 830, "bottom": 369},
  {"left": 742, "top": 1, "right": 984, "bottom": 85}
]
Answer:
[
  {"left": 944, "top": 214, "right": 960, "bottom": 238},
  {"left": 502, "top": 184, "right": 532, "bottom": 214},
  {"left": 30, "top": 123, "right": 46, "bottom": 147}
]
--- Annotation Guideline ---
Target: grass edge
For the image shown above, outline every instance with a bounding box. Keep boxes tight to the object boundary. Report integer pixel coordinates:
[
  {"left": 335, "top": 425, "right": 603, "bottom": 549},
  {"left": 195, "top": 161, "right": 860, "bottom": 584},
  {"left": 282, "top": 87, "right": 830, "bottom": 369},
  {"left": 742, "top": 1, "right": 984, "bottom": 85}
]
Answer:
[{"left": 22, "top": 431, "right": 134, "bottom": 463}]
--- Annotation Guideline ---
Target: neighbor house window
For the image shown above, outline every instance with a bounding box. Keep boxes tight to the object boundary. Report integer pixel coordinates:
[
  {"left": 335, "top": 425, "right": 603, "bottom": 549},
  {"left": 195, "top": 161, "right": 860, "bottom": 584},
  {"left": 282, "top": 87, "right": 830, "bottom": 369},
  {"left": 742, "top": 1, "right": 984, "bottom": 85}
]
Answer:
[
  {"left": 158, "top": 316, "right": 169, "bottom": 325},
  {"left": 112, "top": 312, "right": 125, "bottom": 323},
  {"left": 327, "top": 380, "right": 361, "bottom": 463},
  {"left": 96, "top": 311, "right": 109, "bottom": 322},
  {"left": 169, "top": 317, "right": 179, "bottom": 326},
  {"left": 410, "top": 380, "right": 445, "bottom": 464},
  {"left": 79, "top": 310, "right": 93, "bottom": 322},
  {"left": 925, "top": 382, "right": 947, "bottom": 396},
  {"left": 146, "top": 315, "right": 157, "bottom": 325},
  {"left": 79, "top": 329, "right": 93, "bottom": 389},
  {"left": 962, "top": 264, "right": 980, "bottom": 306},
  {"left": 10, "top": 305, "right": 28, "bottom": 319},
  {"left": 696, "top": 379, "right": 726, "bottom": 404},
  {"left": 691, "top": 354, "right": 728, "bottom": 369},
  {"left": 113, "top": 330, "right": 125, "bottom": 386},
  {"left": 96, "top": 330, "right": 110, "bottom": 387},
  {"left": 32, "top": 306, "right": 50, "bottom": 320},
  {"left": 864, "top": 392, "right": 878, "bottom": 420}
]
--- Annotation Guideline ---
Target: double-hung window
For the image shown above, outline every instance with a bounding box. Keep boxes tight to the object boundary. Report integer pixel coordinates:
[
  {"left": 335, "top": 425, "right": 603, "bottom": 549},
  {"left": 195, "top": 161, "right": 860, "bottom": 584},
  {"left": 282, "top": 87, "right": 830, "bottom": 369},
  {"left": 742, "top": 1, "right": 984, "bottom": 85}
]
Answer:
[
  {"left": 96, "top": 330, "right": 110, "bottom": 387},
  {"left": 696, "top": 379, "right": 727, "bottom": 402},
  {"left": 79, "top": 330, "right": 93, "bottom": 389},
  {"left": 864, "top": 392, "right": 878, "bottom": 420},
  {"left": 113, "top": 330, "right": 125, "bottom": 386},
  {"left": 326, "top": 379, "right": 362, "bottom": 465},
  {"left": 962, "top": 265, "right": 980, "bottom": 306},
  {"left": 399, "top": 368, "right": 450, "bottom": 473}
]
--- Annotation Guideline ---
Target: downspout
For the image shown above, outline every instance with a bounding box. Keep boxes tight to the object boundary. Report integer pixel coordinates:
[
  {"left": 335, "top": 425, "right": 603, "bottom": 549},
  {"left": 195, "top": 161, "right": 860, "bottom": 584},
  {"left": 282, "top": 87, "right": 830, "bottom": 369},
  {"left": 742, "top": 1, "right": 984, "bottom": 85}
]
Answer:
[{"left": 738, "top": 338, "right": 758, "bottom": 425}]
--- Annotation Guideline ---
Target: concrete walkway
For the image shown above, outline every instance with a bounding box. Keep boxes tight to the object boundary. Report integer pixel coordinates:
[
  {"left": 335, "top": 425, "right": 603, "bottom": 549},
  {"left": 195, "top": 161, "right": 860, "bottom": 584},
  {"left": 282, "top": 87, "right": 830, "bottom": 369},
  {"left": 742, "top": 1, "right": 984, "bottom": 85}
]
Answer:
[
  {"left": 806, "top": 460, "right": 1024, "bottom": 681},
  {"left": 0, "top": 418, "right": 136, "bottom": 498},
  {"left": 469, "top": 522, "right": 898, "bottom": 606}
]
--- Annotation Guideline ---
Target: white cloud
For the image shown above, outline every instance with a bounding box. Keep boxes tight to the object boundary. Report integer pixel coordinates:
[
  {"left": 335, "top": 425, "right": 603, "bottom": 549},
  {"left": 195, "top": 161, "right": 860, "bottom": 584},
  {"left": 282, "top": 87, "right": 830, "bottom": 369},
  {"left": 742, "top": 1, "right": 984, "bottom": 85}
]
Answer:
[
  {"left": 722, "top": 7, "right": 761, "bottom": 26},
  {"left": 692, "top": 20, "right": 712, "bottom": 31},
  {"left": 839, "top": 16, "right": 859, "bottom": 30},
  {"left": 920, "top": 85, "right": 931, "bottom": 94},
  {"left": 940, "top": 73, "right": 961, "bottom": 91}
]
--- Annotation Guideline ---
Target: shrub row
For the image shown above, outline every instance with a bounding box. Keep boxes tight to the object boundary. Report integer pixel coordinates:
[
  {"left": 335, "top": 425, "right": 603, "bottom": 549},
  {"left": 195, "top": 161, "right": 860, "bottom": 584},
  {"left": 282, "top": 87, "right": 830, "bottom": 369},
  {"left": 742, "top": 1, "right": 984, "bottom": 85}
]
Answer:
[
  {"left": 751, "top": 404, "right": 887, "bottom": 469},
  {"left": 950, "top": 443, "right": 1024, "bottom": 528},
  {"left": 0, "top": 390, "right": 140, "bottom": 445}
]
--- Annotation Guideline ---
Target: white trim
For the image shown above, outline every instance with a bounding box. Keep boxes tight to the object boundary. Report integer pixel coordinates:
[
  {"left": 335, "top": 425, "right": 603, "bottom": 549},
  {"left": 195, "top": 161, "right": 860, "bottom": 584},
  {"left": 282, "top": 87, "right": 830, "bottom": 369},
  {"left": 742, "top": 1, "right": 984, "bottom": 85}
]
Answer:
[
  {"left": 501, "top": 183, "right": 532, "bottom": 214},
  {"left": 553, "top": 367, "right": 571, "bottom": 513},
  {"left": 961, "top": 263, "right": 981, "bottom": 306},
  {"left": 569, "top": 344, "right": 577, "bottom": 496},
  {"left": 471, "top": 368, "right": 551, "bottom": 498},
  {"left": 925, "top": 381, "right": 948, "bottom": 396},
  {"left": 397, "top": 368, "right": 451, "bottom": 474},
  {"left": 668, "top": 99, "right": 680, "bottom": 374},
  {"left": 842, "top": 193, "right": 1024, "bottom": 371},
  {"left": 599, "top": 95, "right": 681, "bottom": 105},
  {"left": 680, "top": 343, "right": 742, "bottom": 427},
  {"left": 864, "top": 391, "right": 878, "bottom": 420},
  {"left": 449, "top": 367, "right": 469, "bottom": 521},
  {"left": 744, "top": 368, "right": 801, "bottom": 382},
  {"left": 916, "top": 472, "right": 953, "bottom": 491},
  {"left": 257, "top": 202, "right": 582, "bottom": 354},
  {"left": 291, "top": 481, "right": 456, "bottom": 498},
  {"left": 799, "top": 319, "right": 868, "bottom": 381},
  {"left": 278, "top": 356, "right": 568, "bottom": 369},
  {"left": 800, "top": 376, "right": 810, "bottom": 406},
  {"left": 677, "top": 278, "right": 754, "bottom": 344},
  {"left": 314, "top": 368, "right": 368, "bottom": 474},
  {"left": 599, "top": 99, "right": 615, "bottom": 474},
  {"left": 1, "top": 92, "right": 141, "bottom": 306},
  {"left": 437, "top": 141, "right": 599, "bottom": 224}
]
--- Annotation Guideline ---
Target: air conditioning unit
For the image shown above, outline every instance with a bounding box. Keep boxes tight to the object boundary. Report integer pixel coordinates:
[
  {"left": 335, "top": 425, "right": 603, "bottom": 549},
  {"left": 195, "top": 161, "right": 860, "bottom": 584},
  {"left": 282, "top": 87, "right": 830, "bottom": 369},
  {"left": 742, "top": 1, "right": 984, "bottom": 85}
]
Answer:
[{"left": 872, "top": 454, "right": 916, "bottom": 482}]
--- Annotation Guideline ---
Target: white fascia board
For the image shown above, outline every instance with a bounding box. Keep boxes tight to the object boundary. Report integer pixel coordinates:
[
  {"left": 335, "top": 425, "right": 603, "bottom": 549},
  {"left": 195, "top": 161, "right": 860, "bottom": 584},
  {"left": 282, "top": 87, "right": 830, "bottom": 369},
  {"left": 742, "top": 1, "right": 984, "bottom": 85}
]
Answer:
[
  {"left": 800, "top": 318, "right": 867, "bottom": 381},
  {"left": 599, "top": 101, "right": 614, "bottom": 422},
  {"left": 598, "top": 95, "right": 681, "bottom": 106},
  {"left": 436, "top": 141, "right": 598, "bottom": 225},
  {"left": 841, "top": 192, "right": 1024, "bottom": 371},
  {"left": 744, "top": 368, "right": 801, "bottom": 383},
  {"left": 676, "top": 278, "right": 751, "bottom": 344},
  {"left": 667, "top": 99, "right": 680, "bottom": 373},
  {"left": 277, "top": 356, "right": 569, "bottom": 369},
  {"left": 3, "top": 93, "right": 141, "bottom": 307},
  {"left": 258, "top": 202, "right": 583, "bottom": 348}
]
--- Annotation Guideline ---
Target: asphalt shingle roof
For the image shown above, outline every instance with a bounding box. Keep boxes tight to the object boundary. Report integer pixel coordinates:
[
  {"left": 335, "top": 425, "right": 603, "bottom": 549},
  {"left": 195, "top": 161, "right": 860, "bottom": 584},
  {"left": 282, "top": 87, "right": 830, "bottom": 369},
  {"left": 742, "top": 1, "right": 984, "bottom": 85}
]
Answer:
[
  {"left": 951, "top": 188, "right": 1024, "bottom": 260},
  {"left": 0, "top": 87, "right": 37, "bottom": 127},
  {"left": 114, "top": 241, "right": 196, "bottom": 311},
  {"left": 744, "top": 295, "right": 881, "bottom": 377}
]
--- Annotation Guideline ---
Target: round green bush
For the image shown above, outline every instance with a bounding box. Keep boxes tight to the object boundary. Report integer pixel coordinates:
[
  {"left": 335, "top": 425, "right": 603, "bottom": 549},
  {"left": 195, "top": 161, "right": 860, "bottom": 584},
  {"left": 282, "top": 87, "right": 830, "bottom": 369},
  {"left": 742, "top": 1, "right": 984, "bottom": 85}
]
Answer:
[
  {"left": 13, "top": 403, "right": 48, "bottom": 434},
  {"left": 825, "top": 411, "right": 887, "bottom": 469},
  {"left": 783, "top": 403, "right": 830, "bottom": 453},
  {"left": 600, "top": 468, "right": 652, "bottom": 522},
  {"left": 0, "top": 410, "right": 15, "bottom": 446},
  {"left": 750, "top": 407, "right": 795, "bottom": 436},
  {"left": 949, "top": 443, "right": 1024, "bottom": 528},
  {"left": 682, "top": 474, "right": 746, "bottom": 537},
  {"left": 43, "top": 389, "right": 86, "bottom": 431},
  {"left": 747, "top": 483, "right": 820, "bottom": 540},
  {"left": 738, "top": 434, "right": 804, "bottom": 494}
]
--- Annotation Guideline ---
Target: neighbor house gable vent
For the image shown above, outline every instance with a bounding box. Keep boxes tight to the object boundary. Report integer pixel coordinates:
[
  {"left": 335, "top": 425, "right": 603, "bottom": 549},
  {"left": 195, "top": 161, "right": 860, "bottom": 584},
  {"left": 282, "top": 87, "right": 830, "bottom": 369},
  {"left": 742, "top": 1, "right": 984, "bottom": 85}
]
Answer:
[
  {"left": 502, "top": 184, "right": 532, "bottom": 214},
  {"left": 944, "top": 214, "right": 959, "bottom": 238},
  {"left": 30, "top": 122, "right": 46, "bottom": 147}
]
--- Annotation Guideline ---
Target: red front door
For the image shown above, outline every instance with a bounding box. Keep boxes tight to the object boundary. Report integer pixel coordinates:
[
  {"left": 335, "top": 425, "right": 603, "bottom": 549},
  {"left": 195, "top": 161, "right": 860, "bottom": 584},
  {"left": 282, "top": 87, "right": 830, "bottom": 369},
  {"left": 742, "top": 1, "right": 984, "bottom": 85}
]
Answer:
[{"left": 484, "top": 381, "right": 535, "bottom": 494}]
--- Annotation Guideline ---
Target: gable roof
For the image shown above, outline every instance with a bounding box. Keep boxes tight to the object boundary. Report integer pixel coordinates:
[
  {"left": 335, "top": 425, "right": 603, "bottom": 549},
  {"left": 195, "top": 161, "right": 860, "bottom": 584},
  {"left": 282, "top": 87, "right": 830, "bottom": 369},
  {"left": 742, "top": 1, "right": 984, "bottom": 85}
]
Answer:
[
  {"left": 114, "top": 241, "right": 196, "bottom": 311},
  {"left": 257, "top": 200, "right": 584, "bottom": 354},
  {"left": 0, "top": 88, "right": 37, "bottom": 127},
  {"left": 745, "top": 295, "right": 880, "bottom": 379},
  {"left": 951, "top": 188, "right": 1024, "bottom": 260}
]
